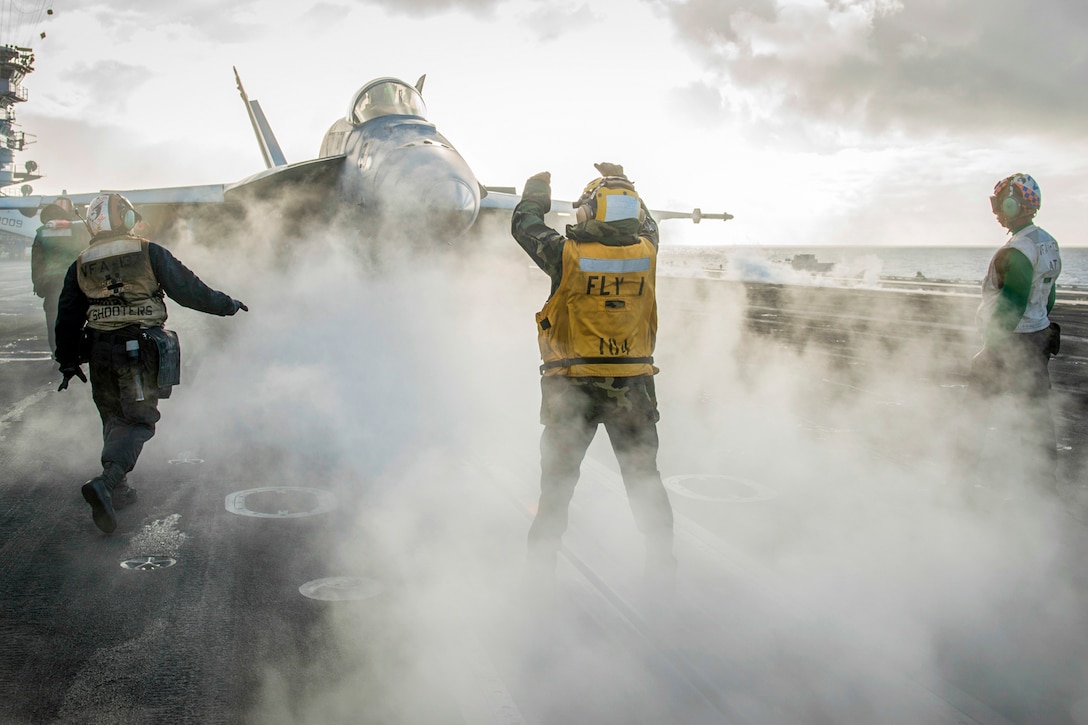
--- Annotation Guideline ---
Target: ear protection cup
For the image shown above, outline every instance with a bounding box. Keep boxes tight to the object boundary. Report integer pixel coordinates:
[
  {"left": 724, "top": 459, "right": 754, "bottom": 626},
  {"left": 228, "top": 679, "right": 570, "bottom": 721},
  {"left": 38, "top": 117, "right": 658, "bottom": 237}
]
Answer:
[
  {"left": 108, "top": 194, "right": 140, "bottom": 231},
  {"left": 573, "top": 175, "right": 642, "bottom": 225},
  {"left": 992, "top": 173, "right": 1040, "bottom": 220},
  {"left": 1001, "top": 195, "right": 1020, "bottom": 218}
]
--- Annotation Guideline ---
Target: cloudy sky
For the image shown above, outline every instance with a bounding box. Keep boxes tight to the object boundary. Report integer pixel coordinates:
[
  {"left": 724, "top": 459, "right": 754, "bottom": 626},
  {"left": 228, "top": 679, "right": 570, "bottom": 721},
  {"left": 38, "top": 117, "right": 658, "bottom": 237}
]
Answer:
[{"left": 6, "top": 0, "right": 1088, "bottom": 246}]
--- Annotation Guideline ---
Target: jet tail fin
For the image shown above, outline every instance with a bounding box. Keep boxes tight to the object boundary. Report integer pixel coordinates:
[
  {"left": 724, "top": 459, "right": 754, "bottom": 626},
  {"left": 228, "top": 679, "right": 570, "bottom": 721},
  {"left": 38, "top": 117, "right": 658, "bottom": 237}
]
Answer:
[{"left": 233, "top": 67, "right": 288, "bottom": 169}]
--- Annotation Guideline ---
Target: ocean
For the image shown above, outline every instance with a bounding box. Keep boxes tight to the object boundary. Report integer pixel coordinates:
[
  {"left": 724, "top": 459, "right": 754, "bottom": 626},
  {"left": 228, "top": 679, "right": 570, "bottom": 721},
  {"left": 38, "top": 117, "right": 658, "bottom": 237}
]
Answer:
[{"left": 658, "top": 245, "right": 1088, "bottom": 289}]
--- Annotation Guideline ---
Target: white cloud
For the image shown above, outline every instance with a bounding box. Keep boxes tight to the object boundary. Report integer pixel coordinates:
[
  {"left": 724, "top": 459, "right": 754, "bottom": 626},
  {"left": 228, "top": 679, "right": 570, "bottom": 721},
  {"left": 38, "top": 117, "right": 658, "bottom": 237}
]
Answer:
[{"left": 657, "top": 0, "right": 1088, "bottom": 141}]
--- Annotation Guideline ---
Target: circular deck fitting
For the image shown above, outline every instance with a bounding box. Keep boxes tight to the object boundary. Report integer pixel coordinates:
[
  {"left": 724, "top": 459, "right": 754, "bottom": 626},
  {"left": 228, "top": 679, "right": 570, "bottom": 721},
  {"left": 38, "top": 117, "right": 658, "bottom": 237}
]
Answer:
[
  {"left": 664, "top": 474, "right": 778, "bottom": 504},
  {"left": 224, "top": 487, "right": 337, "bottom": 519},
  {"left": 299, "top": 576, "right": 385, "bottom": 602},
  {"left": 120, "top": 556, "right": 177, "bottom": 571}
]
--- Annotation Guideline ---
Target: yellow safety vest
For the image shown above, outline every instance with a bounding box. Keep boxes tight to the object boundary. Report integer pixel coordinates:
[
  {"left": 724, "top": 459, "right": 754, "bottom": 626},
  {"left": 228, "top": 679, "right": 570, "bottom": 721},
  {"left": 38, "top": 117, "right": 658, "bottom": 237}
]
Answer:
[
  {"left": 77, "top": 236, "right": 167, "bottom": 331},
  {"left": 536, "top": 237, "right": 657, "bottom": 377}
]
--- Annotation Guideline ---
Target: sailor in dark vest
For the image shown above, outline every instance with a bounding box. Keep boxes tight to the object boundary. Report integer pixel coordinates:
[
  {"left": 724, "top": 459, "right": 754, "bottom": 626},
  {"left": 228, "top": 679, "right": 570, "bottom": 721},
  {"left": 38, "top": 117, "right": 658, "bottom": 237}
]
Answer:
[
  {"left": 54, "top": 193, "right": 248, "bottom": 533},
  {"left": 511, "top": 163, "right": 675, "bottom": 583},
  {"left": 31, "top": 197, "right": 90, "bottom": 355}
]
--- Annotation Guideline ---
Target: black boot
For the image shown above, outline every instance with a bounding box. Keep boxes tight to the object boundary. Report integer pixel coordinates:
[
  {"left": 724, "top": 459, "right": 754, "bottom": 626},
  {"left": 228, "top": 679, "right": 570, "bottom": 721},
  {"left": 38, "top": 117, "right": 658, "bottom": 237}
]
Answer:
[
  {"left": 80, "top": 463, "right": 126, "bottom": 534},
  {"left": 110, "top": 468, "right": 137, "bottom": 510},
  {"left": 81, "top": 477, "right": 116, "bottom": 533},
  {"left": 111, "top": 478, "right": 138, "bottom": 510}
]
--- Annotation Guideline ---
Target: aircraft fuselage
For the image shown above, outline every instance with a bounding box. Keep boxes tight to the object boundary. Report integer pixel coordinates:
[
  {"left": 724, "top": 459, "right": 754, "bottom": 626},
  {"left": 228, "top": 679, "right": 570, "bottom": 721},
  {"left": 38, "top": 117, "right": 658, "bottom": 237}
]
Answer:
[
  {"left": 303, "top": 77, "right": 482, "bottom": 240},
  {"left": 331, "top": 115, "right": 480, "bottom": 239}
]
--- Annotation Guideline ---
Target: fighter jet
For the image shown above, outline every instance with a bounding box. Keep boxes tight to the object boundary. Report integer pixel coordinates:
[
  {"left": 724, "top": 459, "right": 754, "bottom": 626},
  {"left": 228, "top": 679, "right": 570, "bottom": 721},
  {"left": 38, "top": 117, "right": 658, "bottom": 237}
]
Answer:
[
  {"left": 0, "top": 70, "right": 733, "bottom": 246},
  {"left": 229, "top": 70, "right": 486, "bottom": 239}
]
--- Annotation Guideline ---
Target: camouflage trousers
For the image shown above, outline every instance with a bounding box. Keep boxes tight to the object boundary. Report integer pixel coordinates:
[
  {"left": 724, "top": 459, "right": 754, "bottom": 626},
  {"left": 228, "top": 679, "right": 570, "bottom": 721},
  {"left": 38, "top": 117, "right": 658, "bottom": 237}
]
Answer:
[{"left": 528, "top": 375, "right": 673, "bottom": 552}]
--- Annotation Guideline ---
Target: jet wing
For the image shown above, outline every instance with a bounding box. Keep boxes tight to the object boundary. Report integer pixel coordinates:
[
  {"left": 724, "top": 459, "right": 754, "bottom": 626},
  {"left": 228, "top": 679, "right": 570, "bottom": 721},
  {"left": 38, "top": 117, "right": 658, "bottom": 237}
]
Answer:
[
  {"left": 224, "top": 155, "right": 345, "bottom": 201},
  {"left": 479, "top": 189, "right": 519, "bottom": 211},
  {"left": 0, "top": 155, "right": 345, "bottom": 218},
  {"left": 0, "top": 184, "right": 227, "bottom": 212},
  {"left": 479, "top": 188, "right": 730, "bottom": 224},
  {"left": 480, "top": 189, "right": 572, "bottom": 214}
]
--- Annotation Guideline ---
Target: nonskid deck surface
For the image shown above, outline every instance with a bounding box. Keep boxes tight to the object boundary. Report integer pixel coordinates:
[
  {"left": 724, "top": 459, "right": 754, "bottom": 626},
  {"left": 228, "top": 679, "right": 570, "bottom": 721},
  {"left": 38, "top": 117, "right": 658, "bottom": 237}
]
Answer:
[{"left": 2, "top": 260, "right": 1086, "bottom": 724}]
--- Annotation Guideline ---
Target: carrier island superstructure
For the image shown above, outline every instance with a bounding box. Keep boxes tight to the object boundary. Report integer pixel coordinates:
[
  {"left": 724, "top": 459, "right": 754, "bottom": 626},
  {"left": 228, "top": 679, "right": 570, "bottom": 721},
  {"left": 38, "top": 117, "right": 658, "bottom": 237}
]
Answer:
[{"left": 0, "top": 43, "right": 40, "bottom": 256}]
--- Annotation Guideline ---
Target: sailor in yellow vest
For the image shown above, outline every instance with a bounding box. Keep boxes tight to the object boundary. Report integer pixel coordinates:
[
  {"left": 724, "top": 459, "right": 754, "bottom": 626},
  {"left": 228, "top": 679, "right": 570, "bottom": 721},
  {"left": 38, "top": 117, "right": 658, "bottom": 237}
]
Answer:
[
  {"left": 511, "top": 163, "right": 675, "bottom": 582},
  {"left": 54, "top": 193, "right": 248, "bottom": 534},
  {"left": 31, "top": 197, "right": 91, "bottom": 355}
]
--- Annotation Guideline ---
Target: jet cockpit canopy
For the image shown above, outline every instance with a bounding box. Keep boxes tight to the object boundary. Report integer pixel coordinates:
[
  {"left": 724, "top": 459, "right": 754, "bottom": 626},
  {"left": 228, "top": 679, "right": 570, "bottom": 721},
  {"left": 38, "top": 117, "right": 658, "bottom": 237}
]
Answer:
[{"left": 349, "top": 79, "right": 427, "bottom": 124}]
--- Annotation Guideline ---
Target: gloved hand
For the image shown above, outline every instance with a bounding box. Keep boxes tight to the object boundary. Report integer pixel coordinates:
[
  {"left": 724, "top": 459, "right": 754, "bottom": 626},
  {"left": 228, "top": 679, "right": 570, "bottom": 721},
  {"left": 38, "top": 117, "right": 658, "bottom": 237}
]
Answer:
[
  {"left": 58, "top": 365, "right": 87, "bottom": 392},
  {"left": 594, "top": 162, "right": 626, "bottom": 179},
  {"left": 230, "top": 299, "right": 248, "bottom": 314},
  {"left": 522, "top": 171, "right": 552, "bottom": 214}
]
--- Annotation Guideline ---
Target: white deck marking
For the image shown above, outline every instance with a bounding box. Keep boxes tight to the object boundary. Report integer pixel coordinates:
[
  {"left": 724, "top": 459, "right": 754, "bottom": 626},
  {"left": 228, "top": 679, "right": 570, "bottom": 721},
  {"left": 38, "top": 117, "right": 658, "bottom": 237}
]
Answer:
[
  {"left": 665, "top": 473, "right": 779, "bottom": 503},
  {"left": 0, "top": 386, "right": 51, "bottom": 440},
  {"left": 298, "top": 576, "right": 384, "bottom": 602}
]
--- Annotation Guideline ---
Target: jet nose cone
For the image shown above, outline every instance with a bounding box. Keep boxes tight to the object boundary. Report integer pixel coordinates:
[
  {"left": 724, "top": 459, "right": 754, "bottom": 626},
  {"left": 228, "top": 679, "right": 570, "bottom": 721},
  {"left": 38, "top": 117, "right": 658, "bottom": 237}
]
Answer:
[
  {"left": 377, "top": 144, "right": 482, "bottom": 240},
  {"left": 421, "top": 177, "right": 479, "bottom": 237}
]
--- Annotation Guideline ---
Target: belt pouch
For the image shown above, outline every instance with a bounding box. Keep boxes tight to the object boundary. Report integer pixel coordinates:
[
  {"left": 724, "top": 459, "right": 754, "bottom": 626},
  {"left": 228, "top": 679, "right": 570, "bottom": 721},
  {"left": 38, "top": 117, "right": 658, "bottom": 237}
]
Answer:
[{"left": 140, "top": 327, "right": 182, "bottom": 387}]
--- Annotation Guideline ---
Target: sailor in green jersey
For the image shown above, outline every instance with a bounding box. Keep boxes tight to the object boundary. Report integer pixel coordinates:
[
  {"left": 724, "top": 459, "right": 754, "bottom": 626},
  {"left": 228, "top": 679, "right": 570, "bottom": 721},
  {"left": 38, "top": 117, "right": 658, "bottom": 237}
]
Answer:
[
  {"left": 967, "top": 172, "right": 1062, "bottom": 495},
  {"left": 31, "top": 197, "right": 90, "bottom": 355}
]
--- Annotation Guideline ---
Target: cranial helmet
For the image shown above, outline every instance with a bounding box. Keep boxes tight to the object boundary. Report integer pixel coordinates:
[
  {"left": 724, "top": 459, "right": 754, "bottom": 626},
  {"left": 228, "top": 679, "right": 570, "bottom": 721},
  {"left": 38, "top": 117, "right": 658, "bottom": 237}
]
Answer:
[
  {"left": 573, "top": 176, "right": 643, "bottom": 225},
  {"left": 990, "top": 173, "right": 1041, "bottom": 219},
  {"left": 40, "top": 196, "right": 76, "bottom": 224},
  {"left": 86, "top": 193, "right": 141, "bottom": 236}
]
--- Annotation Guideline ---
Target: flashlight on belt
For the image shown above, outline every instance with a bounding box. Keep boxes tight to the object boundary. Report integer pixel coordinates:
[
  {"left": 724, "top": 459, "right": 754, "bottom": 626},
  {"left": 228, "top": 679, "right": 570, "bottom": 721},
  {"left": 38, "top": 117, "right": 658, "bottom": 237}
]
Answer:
[{"left": 125, "top": 339, "right": 145, "bottom": 402}]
